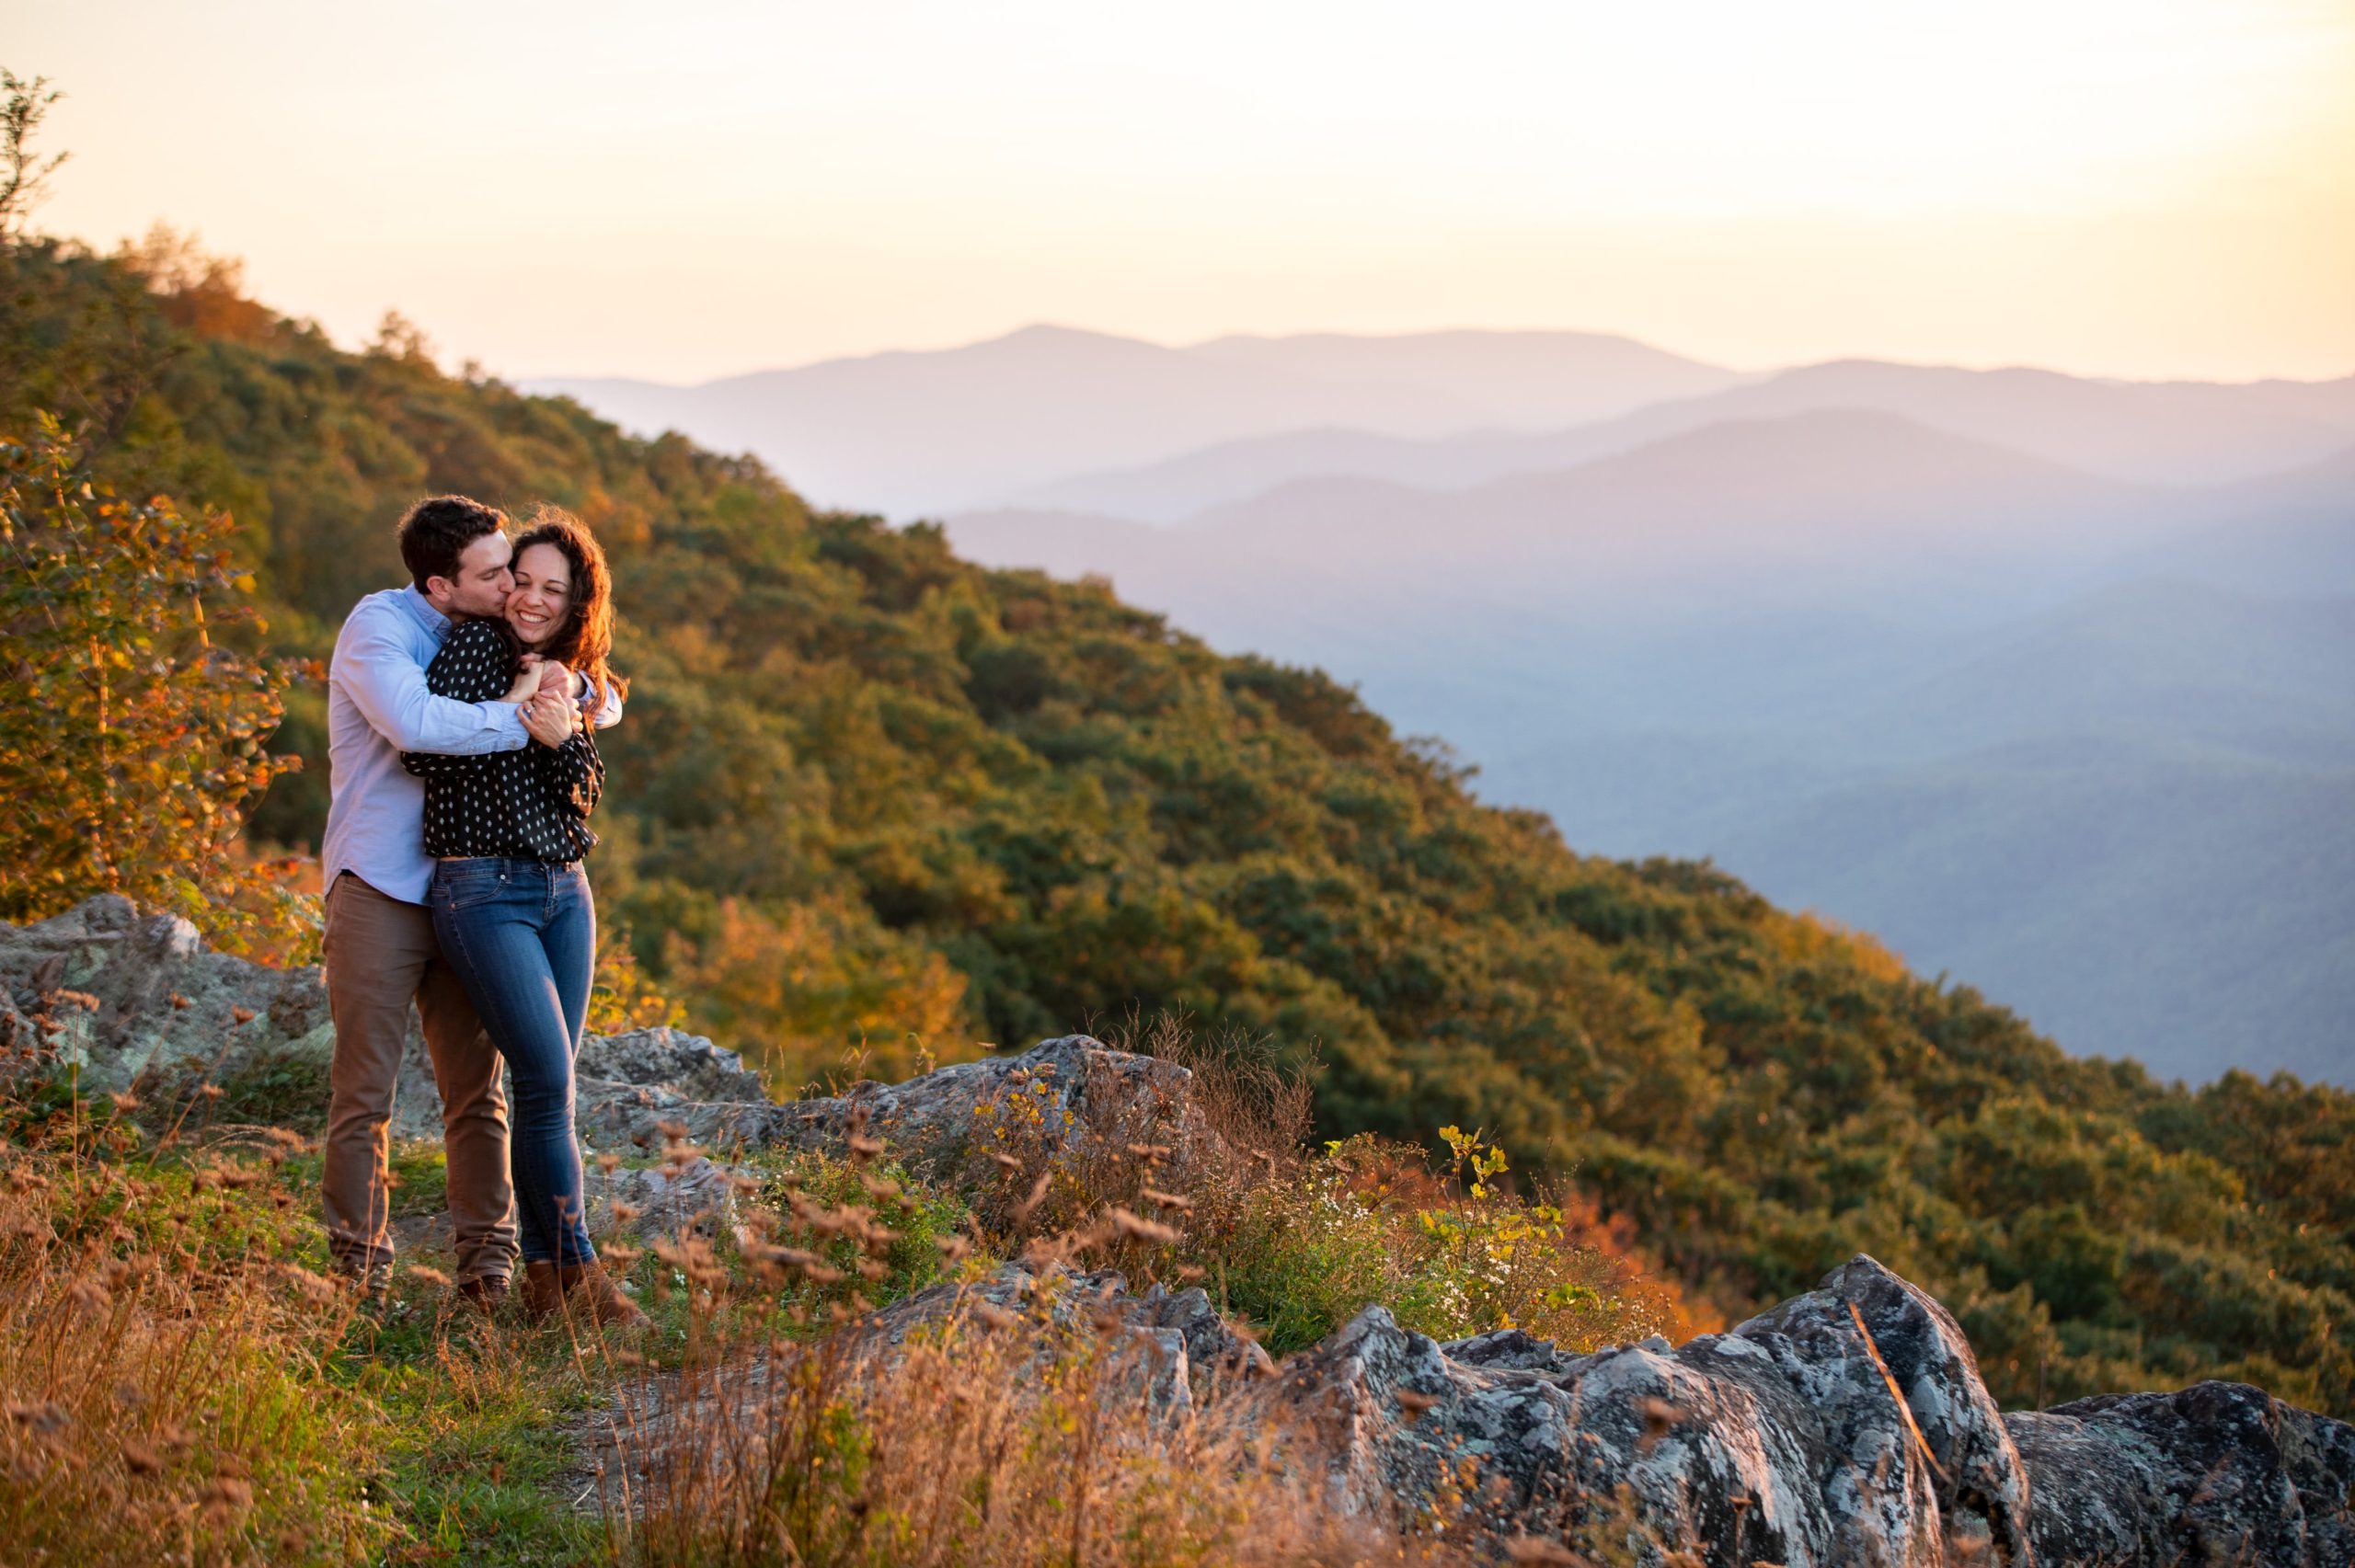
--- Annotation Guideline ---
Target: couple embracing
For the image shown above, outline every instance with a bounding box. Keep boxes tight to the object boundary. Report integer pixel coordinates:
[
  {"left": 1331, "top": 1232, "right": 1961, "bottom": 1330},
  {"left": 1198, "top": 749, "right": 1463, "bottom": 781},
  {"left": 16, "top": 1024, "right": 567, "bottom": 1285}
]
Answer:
[{"left": 318, "top": 494, "right": 644, "bottom": 1328}]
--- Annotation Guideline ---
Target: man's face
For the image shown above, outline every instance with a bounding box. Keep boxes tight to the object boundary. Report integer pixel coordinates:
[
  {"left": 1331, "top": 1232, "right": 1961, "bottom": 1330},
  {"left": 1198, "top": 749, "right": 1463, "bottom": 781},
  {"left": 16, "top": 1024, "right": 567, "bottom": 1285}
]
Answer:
[{"left": 427, "top": 530, "right": 513, "bottom": 620}]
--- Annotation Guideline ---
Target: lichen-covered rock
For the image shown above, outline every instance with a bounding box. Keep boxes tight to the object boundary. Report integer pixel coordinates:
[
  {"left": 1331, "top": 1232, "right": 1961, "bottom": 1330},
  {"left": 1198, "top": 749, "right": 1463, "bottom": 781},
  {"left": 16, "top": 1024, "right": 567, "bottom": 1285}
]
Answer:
[
  {"left": 856, "top": 1261, "right": 1274, "bottom": 1417},
  {"left": 577, "top": 1029, "right": 767, "bottom": 1104},
  {"left": 854, "top": 1257, "right": 2352, "bottom": 1567},
  {"left": 2008, "top": 1379, "right": 2355, "bottom": 1567},
  {"left": 587, "top": 1154, "right": 745, "bottom": 1239},
  {"left": 777, "top": 1035, "right": 1212, "bottom": 1168},
  {"left": 2, "top": 898, "right": 775, "bottom": 1148},
  {"left": 1248, "top": 1253, "right": 2028, "bottom": 1565},
  {"left": 1, "top": 894, "right": 338, "bottom": 1093}
]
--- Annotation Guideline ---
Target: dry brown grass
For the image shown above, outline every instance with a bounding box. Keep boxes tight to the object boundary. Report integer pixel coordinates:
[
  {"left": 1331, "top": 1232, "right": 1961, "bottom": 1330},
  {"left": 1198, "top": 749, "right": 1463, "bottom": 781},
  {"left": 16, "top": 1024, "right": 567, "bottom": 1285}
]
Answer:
[
  {"left": 0, "top": 1109, "right": 386, "bottom": 1564},
  {"left": 607, "top": 1279, "right": 1465, "bottom": 1568}
]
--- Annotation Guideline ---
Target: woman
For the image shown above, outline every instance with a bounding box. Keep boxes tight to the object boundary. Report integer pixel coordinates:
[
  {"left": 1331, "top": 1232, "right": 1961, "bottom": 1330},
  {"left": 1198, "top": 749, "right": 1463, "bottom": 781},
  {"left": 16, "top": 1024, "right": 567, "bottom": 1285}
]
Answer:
[{"left": 403, "top": 506, "right": 646, "bottom": 1327}]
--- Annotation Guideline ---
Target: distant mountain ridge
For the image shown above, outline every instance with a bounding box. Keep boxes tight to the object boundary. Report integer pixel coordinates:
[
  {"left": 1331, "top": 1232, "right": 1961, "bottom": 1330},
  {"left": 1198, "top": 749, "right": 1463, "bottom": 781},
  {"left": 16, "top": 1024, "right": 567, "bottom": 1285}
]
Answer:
[
  {"left": 946, "top": 406, "right": 2355, "bottom": 1086},
  {"left": 526, "top": 325, "right": 1742, "bottom": 516},
  {"left": 1020, "top": 360, "right": 2355, "bottom": 521}
]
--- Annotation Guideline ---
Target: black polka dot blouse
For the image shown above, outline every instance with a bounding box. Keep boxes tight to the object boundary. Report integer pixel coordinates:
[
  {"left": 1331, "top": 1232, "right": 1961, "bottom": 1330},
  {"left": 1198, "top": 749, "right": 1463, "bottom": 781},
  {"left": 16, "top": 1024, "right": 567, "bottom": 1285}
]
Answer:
[{"left": 401, "top": 619, "right": 603, "bottom": 863}]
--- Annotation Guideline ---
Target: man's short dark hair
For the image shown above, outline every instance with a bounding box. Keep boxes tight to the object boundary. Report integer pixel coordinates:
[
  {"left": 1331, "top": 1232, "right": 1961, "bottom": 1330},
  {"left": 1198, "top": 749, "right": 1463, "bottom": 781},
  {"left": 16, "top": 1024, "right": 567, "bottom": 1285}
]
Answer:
[{"left": 397, "top": 496, "right": 508, "bottom": 589}]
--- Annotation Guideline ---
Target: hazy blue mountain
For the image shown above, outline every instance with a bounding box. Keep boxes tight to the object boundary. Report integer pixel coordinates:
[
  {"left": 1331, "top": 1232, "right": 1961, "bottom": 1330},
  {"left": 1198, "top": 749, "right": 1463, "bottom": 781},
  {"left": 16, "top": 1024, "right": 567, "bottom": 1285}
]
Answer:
[
  {"left": 950, "top": 413, "right": 2355, "bottom": 1085},
  {"left": 1017, "top": 362, "right": 2355, "bottom": 521},
  {"left": 1182, "top": 328, "right": 1747, "bottom": 429},
  {"left": 1711, "top": 734, "right": 2355, "bottom": 1087},
  {"left": 959, "top": 411, "right": 2188, "bottom": 613},
  {"left": 528, "top": 326, "right": 1736, "bottom": 518},
  {"left": 2113, "top": 444, "right": 2355, "bottom": 598}
]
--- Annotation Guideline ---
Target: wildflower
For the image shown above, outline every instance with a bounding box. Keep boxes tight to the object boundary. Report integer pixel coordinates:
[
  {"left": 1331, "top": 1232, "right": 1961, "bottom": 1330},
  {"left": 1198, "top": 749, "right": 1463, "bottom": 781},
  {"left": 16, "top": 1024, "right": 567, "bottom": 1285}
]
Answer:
[
  {"left": 121, "top": 1438, "right": 162, "bottom": 1474},
  {"left": 169, "top": 993, "right": 191, "bottom": 1010},
  {"left": 1394, "top": 1389, "right": 1438, "bottom": 1419},
  {"left": 595, "top": 1151, "right": 622, "bottom": 1174},
  {"left": 67, "top": 1278, "right": 112, "bottom": 1314},
  {"left": 935, "top": 1235, "right": 971, "bottom": 1263},
  {"left": 406, "top": 1265, "right": 453, "bottom": 1288},
  {"left": 989, "top": 1151, "right": 1020, "bottom": 1173},
  {"left": 846, "top": 1134, "right": 884, "bottom": 1162},
  {"left": 1140, "top": 1186, "right": 1193, "bottom": 1211},
  {"left": 229, "top": 1005, "right": 257, "bottom": 1025}
]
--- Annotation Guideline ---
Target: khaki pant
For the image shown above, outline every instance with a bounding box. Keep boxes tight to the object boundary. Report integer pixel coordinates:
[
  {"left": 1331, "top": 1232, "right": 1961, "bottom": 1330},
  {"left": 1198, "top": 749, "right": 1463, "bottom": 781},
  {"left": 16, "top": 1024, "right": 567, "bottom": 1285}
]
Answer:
[{"left": 321, "top": 872, "right": 517, "bottom": 1284}]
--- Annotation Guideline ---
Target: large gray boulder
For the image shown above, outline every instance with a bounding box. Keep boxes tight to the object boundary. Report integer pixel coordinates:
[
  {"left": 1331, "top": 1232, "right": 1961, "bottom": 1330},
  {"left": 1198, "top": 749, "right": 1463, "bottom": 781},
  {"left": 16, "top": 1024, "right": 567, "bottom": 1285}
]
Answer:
[
  {"left": 1250, "top": 1253, "right": 2030, "bottom": 1565},
  {"left": 0, "top": 896, "right": 764, "bottom": 1144},
  {"left": 1, "top": 894, "right": 349, "bottom": 1095},
  {"left": 2007, "top": 1380, "right": 2355, "bottom": 1566},
  {"left": 854, "top": 1256, "right": 2348, "bottom": 1566}
]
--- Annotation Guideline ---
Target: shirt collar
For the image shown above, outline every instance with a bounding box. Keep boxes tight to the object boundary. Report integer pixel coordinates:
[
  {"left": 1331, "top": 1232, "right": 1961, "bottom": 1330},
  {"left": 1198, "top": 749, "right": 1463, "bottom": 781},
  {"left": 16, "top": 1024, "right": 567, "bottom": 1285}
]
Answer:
[{"left": 401, "top": 583, "right": 454, "bottom": 637}]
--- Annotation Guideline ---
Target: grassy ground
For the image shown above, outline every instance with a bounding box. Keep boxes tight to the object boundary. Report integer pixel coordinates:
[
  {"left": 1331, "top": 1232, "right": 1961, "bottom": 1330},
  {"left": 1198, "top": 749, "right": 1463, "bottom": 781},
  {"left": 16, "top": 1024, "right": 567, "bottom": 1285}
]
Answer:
[{"left": 0, "top": 1036, "right": 1696, "bottom": 1565}]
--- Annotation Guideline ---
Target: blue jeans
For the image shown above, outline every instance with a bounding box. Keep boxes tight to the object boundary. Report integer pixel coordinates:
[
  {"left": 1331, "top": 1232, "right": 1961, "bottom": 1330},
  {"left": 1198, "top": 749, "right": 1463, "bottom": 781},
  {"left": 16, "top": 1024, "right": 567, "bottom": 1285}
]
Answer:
[{"left": 428, "top": 858, "right": 598, "bottom": 1267}]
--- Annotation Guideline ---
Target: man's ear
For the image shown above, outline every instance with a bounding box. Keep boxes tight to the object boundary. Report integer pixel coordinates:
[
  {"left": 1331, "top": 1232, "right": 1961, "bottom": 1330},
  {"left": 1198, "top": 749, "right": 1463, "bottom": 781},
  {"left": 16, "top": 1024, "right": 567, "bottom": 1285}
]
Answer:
[{"left": 421, "top": 574, "right": 455, "bottom": 609}]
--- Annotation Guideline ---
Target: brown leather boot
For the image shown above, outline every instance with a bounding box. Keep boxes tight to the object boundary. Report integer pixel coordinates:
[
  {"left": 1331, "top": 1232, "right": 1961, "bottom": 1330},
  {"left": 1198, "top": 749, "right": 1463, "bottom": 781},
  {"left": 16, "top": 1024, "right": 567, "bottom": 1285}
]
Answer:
[
  {"left": 454, "top": 1274, "right": 511, "bottom": 1317},
  {"left": 557, "top": 1258, "right": 650, "bottom": 1329},
  {"left": 521, "top": 1258, "right": 566, "bottom": 1319},
  {"left": 520, "top": 1256, "right": 649, "bottom": 1328}
]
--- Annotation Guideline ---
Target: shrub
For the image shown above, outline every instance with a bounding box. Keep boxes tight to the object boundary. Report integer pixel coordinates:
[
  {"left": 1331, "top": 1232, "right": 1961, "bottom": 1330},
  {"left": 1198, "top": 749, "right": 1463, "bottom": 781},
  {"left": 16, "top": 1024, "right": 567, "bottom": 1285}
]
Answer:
[{"left": 0, "top": 417, "right": 309, "bottom": 956}]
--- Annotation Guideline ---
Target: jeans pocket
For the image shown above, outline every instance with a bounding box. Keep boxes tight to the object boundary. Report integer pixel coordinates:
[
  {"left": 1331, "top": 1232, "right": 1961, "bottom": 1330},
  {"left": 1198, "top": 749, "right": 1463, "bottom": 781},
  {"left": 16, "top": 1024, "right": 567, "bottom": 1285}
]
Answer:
[{"left": 431, "top": 860, "right": 511, "bottom": 912}]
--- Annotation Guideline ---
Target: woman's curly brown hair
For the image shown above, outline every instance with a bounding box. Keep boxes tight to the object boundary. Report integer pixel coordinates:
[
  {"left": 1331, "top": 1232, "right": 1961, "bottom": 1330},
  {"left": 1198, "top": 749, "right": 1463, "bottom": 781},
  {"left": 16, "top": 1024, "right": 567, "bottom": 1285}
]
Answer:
[{"left": 509, "top": 505, "right": 626, "bottom": 711}]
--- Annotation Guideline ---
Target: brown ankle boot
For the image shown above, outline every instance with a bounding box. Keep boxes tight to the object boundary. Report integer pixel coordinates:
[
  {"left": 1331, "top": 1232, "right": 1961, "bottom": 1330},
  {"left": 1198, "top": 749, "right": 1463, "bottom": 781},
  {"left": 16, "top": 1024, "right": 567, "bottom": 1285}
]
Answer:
[
  {"left": 521, "top": 1259, "right": 566, "bottom": 1319},
  {"left": 557, "top": 1258, "right": 650, "bottom": 1328},
  {"left": 454, "top": 1274, "right": 511, "bottom": 1317},
  {"left": 521, "top": 1256, "right": 649, "bottom": 1328}
]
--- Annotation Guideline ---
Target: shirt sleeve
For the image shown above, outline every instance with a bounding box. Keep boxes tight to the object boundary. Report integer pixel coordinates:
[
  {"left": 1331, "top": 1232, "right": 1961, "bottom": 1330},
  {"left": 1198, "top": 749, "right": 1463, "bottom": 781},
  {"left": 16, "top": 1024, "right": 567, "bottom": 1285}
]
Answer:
[
  {"left": 535, "top": 726, "right": 604, "bottom": 820},
  {"left": 580, "top": 670, "right": 625, "bottom": 731},
  {"left": 341, "top": 610, "right": 528, "bottom": 757}
]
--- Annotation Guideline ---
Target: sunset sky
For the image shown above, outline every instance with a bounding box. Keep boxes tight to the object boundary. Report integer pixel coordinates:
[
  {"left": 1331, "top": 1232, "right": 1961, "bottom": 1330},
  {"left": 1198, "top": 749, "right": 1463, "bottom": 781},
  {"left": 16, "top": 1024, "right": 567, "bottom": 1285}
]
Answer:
[{"left": 12, "top": 0, "right": 2354, "bottom": 383}]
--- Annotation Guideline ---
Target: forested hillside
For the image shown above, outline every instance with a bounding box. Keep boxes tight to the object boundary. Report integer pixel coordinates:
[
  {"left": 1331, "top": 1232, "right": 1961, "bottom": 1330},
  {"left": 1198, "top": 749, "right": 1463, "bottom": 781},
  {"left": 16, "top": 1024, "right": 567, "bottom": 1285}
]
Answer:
[{"left": 5, "top": 232, "right": 2348, "bottom": 1418}]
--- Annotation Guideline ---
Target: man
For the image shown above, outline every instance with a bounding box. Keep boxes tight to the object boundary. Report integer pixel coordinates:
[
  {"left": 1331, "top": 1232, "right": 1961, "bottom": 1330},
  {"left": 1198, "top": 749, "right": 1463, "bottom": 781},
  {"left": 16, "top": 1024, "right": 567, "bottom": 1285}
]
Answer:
[{"left": 319, "top": 494, "right": 619, "bottom": 1306}]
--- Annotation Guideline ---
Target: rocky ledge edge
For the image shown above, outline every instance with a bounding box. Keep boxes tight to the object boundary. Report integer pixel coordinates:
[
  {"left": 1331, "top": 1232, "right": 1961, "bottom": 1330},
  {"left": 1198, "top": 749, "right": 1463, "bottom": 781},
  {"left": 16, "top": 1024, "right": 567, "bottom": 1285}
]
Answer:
[{"left": 6, "top": 895, "right": 2349, "bottom": 1566}]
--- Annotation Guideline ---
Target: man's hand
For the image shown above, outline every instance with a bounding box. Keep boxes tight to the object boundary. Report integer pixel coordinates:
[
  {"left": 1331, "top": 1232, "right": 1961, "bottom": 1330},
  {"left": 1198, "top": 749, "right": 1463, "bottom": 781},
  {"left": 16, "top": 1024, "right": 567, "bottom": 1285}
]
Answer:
[{"left": 521, "top": 684, "right": 577, "bottom": 748}]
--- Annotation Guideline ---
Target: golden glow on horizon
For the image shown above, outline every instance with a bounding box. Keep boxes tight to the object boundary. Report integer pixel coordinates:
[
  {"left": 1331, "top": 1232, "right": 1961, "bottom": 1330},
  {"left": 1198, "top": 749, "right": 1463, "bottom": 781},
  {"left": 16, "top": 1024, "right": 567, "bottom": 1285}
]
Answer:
[{"left": 11, "top": 0, "right": 2354, "bottom": 382}]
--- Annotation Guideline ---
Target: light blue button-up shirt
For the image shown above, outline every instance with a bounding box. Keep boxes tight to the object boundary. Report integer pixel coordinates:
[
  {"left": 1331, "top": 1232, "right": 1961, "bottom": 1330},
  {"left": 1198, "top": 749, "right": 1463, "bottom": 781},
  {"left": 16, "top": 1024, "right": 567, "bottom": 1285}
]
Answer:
[{"left": 323, "top": 585, "right": 619, "bottom": 905}]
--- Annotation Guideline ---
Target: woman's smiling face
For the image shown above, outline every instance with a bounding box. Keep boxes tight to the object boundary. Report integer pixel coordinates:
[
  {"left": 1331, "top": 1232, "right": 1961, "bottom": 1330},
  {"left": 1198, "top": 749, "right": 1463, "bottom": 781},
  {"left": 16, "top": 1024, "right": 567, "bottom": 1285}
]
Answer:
[{"left": 506, "top": 541, "right": 573, "bottom": 650}]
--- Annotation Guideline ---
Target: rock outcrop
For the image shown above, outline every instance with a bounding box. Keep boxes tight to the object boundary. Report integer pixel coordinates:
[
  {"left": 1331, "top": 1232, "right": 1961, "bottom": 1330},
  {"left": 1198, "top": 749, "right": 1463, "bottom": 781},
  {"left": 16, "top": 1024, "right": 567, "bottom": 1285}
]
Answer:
[
  {"left": 861, "top": 1259, "right": 2349, "bottom": 1566},
  {"left": 6, "top": 897, "right": 2349, "bottom": 1563},
  {"left": 1, "top": 896, "right": 778, "bottom": 1145},
  {"left": 2007, "top": 1380, "right": 2355, "bottom": 1566}
]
